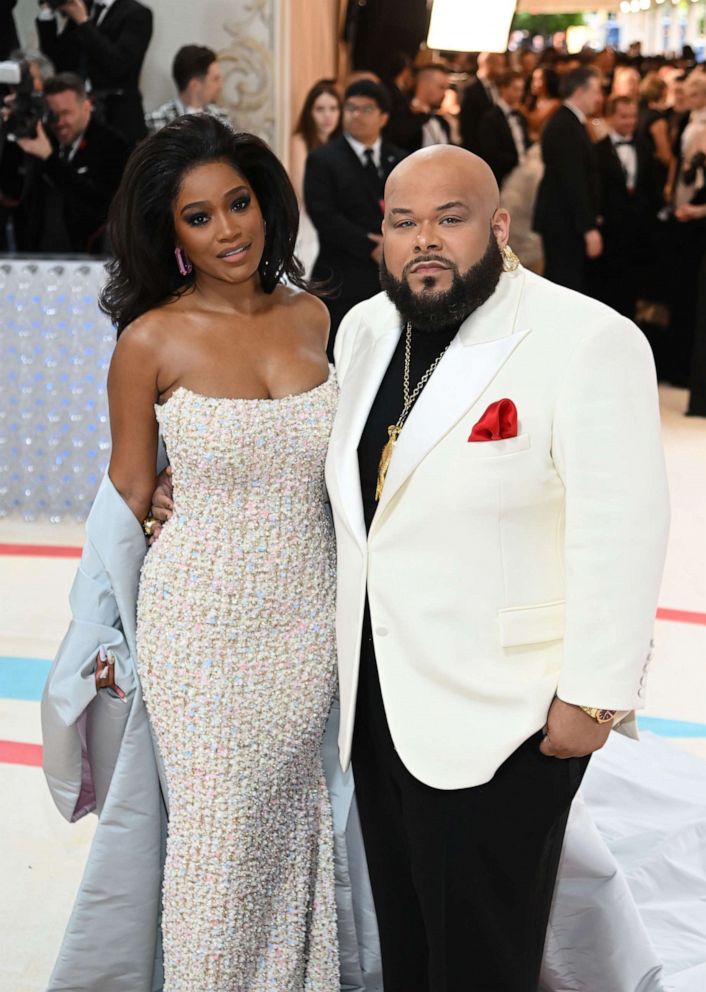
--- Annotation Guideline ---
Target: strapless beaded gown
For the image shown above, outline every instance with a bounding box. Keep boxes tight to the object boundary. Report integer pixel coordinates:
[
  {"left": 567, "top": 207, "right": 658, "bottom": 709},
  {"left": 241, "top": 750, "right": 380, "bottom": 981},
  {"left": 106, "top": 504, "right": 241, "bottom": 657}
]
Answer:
[{"left": 136, "top": 370, "right": 339, "bottom": 992}]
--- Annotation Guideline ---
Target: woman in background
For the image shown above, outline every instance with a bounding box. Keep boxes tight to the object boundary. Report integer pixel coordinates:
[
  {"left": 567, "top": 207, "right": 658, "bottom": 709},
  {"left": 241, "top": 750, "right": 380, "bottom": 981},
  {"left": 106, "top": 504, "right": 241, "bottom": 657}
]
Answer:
[
  {"left": 638, "top": 73, "right": 673, "bottom": 212},
  {"left": 524, "top": 65, "right": 561, "bottom": 142},
  {"left": 290, "top": 80, "right": 341, "bottom": 276}
]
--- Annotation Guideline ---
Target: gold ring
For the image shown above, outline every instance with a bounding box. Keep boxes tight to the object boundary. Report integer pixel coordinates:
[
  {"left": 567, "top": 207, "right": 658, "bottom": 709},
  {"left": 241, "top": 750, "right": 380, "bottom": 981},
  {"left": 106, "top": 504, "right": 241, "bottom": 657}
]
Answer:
[{"left": 142, "top": 516, "right": 158, "bottom": 537}]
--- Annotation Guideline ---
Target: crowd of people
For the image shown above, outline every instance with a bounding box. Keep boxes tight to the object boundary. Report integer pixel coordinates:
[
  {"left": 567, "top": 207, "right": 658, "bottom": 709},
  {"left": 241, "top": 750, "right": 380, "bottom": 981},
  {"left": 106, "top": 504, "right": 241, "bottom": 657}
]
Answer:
[
  {"left": 0, "top": 0, "right": 229, "bottom": 256},
  {"left": 294, "top": 46, "right": 706, "bottom": 417},
  {"left": 1, "top": 0, "right": 705, "bottom": 415}
]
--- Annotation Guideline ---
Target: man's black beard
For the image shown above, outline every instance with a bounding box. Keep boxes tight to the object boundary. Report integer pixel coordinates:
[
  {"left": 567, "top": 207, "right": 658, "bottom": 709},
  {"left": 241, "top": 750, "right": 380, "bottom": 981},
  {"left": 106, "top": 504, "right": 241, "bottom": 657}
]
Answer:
[{"left": 379, "top": 230, "right": 504, "bottom": 334}]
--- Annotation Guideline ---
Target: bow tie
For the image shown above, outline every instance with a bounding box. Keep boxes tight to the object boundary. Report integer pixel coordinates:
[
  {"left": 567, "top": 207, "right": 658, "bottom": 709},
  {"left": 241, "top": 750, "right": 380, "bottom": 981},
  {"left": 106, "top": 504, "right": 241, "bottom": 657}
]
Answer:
[{"left": 614, "top": 139, "right": 635, "bottom": 147}]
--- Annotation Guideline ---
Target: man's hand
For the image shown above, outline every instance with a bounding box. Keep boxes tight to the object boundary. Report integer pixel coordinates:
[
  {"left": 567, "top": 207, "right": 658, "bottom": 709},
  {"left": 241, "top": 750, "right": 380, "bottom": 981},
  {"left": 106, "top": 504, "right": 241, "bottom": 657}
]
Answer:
[
  {"left": 2, "top": 92, "right": 16, "bottom": 123},
  {"left": 584, "top": 228, "right": 603, "bottom": 259},
  {"left": 148, "top": 466, "right": 173, "bottom": 544},
  {"left": 539, "top": 697, "right": 611, "bottom": 758},
  {"left": 368, "top": 232, "right": 383, "bottom": 265},
  {"left": 17, "top": 121, "right": 53, "bottom": 161},
  {"left": 58, "top": 0, "right": 89, "bottom": 24}
]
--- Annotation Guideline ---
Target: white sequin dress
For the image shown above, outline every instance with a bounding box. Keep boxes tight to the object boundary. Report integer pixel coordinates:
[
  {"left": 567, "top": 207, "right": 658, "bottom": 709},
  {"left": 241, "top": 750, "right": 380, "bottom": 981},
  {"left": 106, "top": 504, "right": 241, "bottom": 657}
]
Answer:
[{"left": 136, "top": 370, "right": 339, "bottom": 991}]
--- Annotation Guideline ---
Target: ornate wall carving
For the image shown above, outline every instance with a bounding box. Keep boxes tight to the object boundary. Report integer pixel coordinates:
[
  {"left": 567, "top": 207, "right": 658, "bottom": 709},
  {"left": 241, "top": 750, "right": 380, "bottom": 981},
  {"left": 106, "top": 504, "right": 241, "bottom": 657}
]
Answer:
[{"left": 219, "top": 0, "right": 278, "bottom": 146}]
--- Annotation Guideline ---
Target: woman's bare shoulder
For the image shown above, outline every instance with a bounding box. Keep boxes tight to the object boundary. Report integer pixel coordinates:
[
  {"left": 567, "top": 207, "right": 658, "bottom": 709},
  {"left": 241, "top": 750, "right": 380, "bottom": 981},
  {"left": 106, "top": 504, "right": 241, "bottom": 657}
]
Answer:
[
  {"left": 112, "top": 303, "right": 183, "bottom": 367},
  {"left": 118, "top": 294, "right": 193, "bottom": 347},
  {"left": 277, "top": 286, "right": 330, "bottom": 343}
]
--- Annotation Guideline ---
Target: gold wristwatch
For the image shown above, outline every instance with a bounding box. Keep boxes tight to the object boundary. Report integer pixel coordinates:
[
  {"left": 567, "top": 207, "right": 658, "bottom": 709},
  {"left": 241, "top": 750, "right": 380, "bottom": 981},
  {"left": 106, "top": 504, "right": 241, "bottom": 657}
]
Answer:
[{"left": 580, "top": 706, "right": 617, "bottom": 724}]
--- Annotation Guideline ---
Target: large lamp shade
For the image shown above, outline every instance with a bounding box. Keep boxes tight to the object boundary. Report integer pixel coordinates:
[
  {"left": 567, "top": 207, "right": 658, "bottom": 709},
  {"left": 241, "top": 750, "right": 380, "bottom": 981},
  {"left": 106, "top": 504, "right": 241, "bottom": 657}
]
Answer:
[{"left": 427, "top": 0, "right": 518, "bottom": 54}]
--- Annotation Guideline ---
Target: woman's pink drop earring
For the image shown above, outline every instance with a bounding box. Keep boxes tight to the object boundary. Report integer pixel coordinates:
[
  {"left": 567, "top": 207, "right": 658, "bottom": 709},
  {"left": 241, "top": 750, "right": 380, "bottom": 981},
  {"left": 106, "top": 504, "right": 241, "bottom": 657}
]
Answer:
[{"left": 175, "top": 247, "right": 193, "bottom": 276}]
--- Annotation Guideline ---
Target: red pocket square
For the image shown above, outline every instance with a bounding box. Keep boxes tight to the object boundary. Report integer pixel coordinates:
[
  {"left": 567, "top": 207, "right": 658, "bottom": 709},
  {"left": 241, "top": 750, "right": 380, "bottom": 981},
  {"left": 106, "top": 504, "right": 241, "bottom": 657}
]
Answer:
[{"left": 468, "top": 399, "right": 518, "bottom": 442}]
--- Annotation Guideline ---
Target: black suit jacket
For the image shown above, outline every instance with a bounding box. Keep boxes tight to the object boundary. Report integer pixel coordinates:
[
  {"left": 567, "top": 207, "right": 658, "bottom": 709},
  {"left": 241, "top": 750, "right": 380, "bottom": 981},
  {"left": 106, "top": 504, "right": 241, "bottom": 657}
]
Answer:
[
  {"left": 0, "top": 0, "right": 19, "bottom": 59},
  {"left": 593, "top": 135, "right": 652, "bottom": 259},
  {"left": 16, "top": 115, "right": 129, "bottom": 253},
  {"left": 476, "top": 105, "right": 529, "bottom": 188},
  {"left": 459, "top": 78, "right": 493, "bottom": 154},
  {"left": 534, "top": 105, "right": 598, "bottom": 239},
  {"left": 384, "top": 101, "right": 451, "bottom": 153},
  {"left": 36, "top": 0, "right": 153, "bottom": 144},
  {"left": 304, "top": 134, "right": 406, "bottom": 309}
]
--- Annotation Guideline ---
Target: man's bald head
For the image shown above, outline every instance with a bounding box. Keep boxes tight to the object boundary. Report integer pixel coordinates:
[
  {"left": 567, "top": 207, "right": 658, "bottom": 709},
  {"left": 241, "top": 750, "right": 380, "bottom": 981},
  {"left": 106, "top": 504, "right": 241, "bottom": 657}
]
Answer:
[
  {"left": 478, "top": 52, "right": 506, "bottom": 80},
  {"left": 379, "top": 146, "right": 511, "bottom": 333},
  {"left": 385, "top": 145, "right": 500, "bottom": 225}
]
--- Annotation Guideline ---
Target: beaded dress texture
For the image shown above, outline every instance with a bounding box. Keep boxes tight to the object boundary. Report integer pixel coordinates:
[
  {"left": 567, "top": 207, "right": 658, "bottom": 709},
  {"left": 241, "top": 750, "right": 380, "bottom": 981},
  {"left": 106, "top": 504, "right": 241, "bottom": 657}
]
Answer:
[{"left": 136, "top": 370, "right": 339, "bottom": 991}]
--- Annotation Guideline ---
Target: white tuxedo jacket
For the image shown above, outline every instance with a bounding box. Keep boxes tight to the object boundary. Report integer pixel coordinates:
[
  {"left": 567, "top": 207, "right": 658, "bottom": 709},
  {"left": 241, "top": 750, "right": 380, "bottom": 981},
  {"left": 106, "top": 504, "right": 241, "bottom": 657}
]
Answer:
[{"left": 325, "top": 266, "right": 670, "bottom": 789}]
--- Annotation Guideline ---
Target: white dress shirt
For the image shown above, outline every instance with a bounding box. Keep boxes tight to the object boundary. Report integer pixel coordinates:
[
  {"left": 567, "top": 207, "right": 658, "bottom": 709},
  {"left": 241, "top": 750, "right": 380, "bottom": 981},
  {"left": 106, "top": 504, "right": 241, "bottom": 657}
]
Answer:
[
  {"left": 497, "top": 97, "right": 527, "bottom": 163},
  {"left": 421, "top": 116, "right": 449, "bottom": 148},
  {"left": 610, "top": 131, "right": 637, "bottom": 191}
]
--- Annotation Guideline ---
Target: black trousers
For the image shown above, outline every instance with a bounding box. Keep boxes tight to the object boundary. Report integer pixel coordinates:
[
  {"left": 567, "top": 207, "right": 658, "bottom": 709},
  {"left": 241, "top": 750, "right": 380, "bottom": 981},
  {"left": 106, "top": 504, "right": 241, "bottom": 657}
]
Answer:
[{"left": 352, "top": 607, "right": 589, "bottom": 992}]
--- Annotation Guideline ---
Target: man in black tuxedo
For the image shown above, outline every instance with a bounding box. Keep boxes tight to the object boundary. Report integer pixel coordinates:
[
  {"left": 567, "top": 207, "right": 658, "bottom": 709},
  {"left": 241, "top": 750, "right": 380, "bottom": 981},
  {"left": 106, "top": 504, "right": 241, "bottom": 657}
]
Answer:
[
  {"left": 305, "top": 79, "right": 405, "bottom": 358},
  {"left": 534, "top": 66, "right": 603, "bottom": 293},
  {"left": 13, "top": 72, "right": 129, "bottom": 253},
  {"left": 384, "top": 64, "right": 451, "bottom": 153},
  {"left": 477, "top": 70, "right": 530, "bottom": 189},
  {"left": 36, "top": 0, "right": 152, "bottom": 146},
  {"left": 591, "top": 95, "right": 652, "bottom": 318},
  {"left": 459, "top": 51, "right": 505, "bottom": 154}
]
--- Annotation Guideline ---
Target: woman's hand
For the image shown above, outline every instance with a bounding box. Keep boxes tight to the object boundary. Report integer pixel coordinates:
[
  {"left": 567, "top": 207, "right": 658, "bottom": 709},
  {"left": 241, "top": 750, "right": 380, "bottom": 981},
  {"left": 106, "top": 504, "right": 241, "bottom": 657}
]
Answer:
[{"left": 148, "top": 466, "right": 174, "bottom": 543}]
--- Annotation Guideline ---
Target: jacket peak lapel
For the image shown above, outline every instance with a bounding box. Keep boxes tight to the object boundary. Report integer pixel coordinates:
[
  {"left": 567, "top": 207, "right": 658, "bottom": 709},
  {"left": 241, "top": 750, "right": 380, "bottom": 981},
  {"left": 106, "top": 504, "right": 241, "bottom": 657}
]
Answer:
[
  {"left": 372, "top": 270, "right": 531, "bottom": 528},
  {"left": 328, "top": 323, "right": 401, "bottom": 547}
]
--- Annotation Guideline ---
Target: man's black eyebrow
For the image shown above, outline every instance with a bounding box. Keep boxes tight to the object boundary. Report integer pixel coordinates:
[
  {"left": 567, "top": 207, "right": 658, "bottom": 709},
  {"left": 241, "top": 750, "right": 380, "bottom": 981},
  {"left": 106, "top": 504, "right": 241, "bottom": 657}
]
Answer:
[
  {"left": 180, "top": 186, "right": 249, "bottom": 214},
  {"left": 389, "top": 201, "right": 469, "bottom": 216}
]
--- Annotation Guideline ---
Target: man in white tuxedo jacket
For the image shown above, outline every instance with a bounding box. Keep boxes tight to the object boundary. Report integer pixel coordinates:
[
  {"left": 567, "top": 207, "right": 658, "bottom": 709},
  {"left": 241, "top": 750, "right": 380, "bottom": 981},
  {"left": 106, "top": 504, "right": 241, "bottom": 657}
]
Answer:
[{"left": 324, "top": 145, "right": 669, "bottom": 991}]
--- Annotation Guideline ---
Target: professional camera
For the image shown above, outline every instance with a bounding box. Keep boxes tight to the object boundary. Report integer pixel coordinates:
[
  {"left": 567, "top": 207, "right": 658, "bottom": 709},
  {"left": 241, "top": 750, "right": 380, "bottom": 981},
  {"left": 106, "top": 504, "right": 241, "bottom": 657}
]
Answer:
[{"left": 0, "top": 60, "right": 47, "bottom": 140}]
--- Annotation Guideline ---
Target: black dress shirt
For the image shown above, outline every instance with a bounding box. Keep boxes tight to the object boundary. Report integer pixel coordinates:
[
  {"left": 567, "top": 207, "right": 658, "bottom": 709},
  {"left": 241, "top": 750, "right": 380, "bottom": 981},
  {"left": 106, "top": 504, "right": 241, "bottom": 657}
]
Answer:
[{"left": 357, "top": 320, "right": 461, "bottom": 533}]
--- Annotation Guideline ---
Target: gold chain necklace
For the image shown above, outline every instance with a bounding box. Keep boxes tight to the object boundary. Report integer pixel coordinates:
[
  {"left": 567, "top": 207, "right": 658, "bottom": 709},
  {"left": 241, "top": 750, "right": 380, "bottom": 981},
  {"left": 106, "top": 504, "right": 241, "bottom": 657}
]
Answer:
[{"left": 375, "top": 322, "right": 452, "bottom": 501}]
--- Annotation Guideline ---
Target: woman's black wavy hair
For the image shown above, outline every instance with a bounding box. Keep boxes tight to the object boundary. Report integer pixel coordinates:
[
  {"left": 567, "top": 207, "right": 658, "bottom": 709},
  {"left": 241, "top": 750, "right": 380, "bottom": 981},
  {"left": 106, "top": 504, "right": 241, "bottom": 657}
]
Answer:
[{"left": 100, "top": 114, "right": 307, "bottom": 335}]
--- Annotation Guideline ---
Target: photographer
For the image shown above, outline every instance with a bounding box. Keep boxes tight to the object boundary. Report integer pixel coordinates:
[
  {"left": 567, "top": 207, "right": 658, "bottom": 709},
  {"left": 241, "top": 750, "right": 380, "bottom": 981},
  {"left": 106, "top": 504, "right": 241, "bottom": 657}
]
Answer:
[
  {"left": 11, "top": 72, "right": 128, "bottom": 253},
  {"left": 36, "top": 0, "right": 152, "bottom": 146}
]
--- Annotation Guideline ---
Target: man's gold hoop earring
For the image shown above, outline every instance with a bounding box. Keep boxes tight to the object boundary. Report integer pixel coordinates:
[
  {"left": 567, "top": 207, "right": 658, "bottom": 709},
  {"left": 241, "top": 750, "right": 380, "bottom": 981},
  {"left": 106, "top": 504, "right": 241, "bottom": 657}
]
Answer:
[{"left": 502, "top": 245, "right": 520, "bottom": 272}]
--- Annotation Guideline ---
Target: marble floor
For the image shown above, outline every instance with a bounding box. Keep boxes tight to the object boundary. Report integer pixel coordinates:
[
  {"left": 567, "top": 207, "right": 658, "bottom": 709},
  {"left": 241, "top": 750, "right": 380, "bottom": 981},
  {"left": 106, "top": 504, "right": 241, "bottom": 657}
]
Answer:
[{"left": 0, "top": 385, "right": 704, "bottom": 992}]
